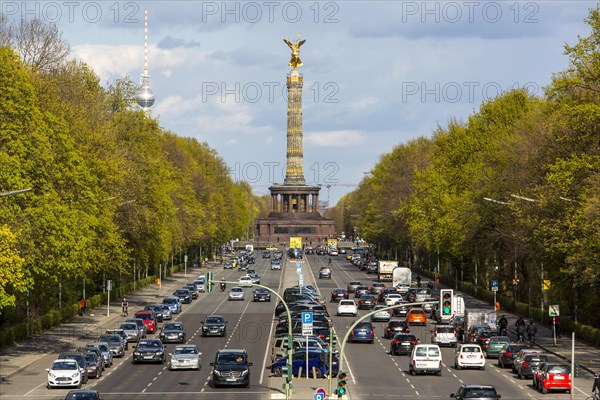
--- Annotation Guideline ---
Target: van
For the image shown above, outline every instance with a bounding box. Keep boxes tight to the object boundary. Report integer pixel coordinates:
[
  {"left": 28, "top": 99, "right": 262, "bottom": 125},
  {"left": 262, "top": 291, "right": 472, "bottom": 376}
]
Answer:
[
  {"left": 271, "top": 336, "right": 328, "bottom": 362},
  {"left": 409, "top": 344, "right": 442, "bottom": 376}
]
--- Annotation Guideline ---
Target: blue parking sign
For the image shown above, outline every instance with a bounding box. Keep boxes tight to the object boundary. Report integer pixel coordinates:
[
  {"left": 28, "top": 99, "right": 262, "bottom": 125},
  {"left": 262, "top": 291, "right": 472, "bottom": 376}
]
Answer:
[
  {"left": 314, "top": 394, "right": 324, "bottom": 400},
  {"left": 302, "top": 311, "right": 313, "bottom": 324}
]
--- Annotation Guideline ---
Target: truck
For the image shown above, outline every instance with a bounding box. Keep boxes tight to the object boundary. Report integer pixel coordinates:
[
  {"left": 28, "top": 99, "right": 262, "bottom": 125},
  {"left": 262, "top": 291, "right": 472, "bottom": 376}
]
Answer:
[
  {"left": 377, "top": 260, "right": 398, "bottom": 282},
  {"left": 392, "top": 267, "right": 412, "bottom": 294},
  {"left": 464, "top": 307, "right": 497, "bottom": 333},
  {"left": 327, "top": 238, "right": 338, "bottom": 255}
]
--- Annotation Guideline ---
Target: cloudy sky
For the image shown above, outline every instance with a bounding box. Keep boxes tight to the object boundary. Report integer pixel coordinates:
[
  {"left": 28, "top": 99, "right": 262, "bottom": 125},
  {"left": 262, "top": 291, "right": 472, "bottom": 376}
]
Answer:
[{"left": 3, "top": 1, "right": 596, "bottom": 205}]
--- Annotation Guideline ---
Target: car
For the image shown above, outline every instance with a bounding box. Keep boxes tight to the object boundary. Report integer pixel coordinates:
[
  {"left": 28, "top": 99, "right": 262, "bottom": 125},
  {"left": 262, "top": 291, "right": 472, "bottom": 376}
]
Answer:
[
  {"left": 483, "top": 336, "right": 510, "bottom": 358},
  {"left": 450, "top": 384, "right": 501, "bottom": 399},
  {"left": 474, "top": 330, "right": 495, "bottom": 348},
  {"left": 228, "top": 287, "right": 245, "bottom": 301},
  {"left": 357, "top": 294, "right": 377, "bottom": 309},
  {"left": 537, "top": 363, "right": 571, "bottom": 393},
  {"left": 337, "top": 299, "right": 358, "bottom": 316},
  {"left": 392, "top": 300, "right": 410, "bottom": 317},
  {"left": 270, "top": 348, "right": 336, "bottom": 378},
  {"left": 431, "top": 325, "right": 458, "bottom": 347},
  {"left": 159, "top": 322, "right": 186, "bottom": 343},
  {"left": 77, "top": 347, "right": 105, "bottom": 372},
  {"left": 239, "top": 275, "right": 253, "bottom": 287},
  {"left": 173, "top": 289, "right": 192, "bottom": 304},
  {"left": 347, "top": 281, "right": 362, "bottom": 293},
  {"left": 119, "top": 322, "right": 141, "bottom": 343},
  {"left": 271, "top": 336, "right": 334, "bottom": 362},
  {"left": 513, "top": 348, "right": 544, "bottom": 373},
  {"left": 329, "top": 250, "right": 338, "bottom": 256},
  {"left": 182, "top": 284, "right": 199, "bottom": 299},
  {"left": 517, "top": 353, "right": 548, "bottom": 379},
  {"left": 249, "top": 273, "right": 261, "bottom": 284},
  {"left": 465, "top": 325, "right": 492, "bottom": 344},
  {"left": 366, "top": 262, "right": 378, "bottom": 274},
  {"left": 384, "top": 293, "right": 403, "bottom": 306},
  {"left": 57, "top": 352, "right": 89, "bottom": 384},
  {"left": 533, "top": 361, "right": 553, "bottom": 391},
  {"left": 262, "top": 251, "right": 271, "bottom": 258},
  {"left": 105, "top": 329, "right": 129, "bottom": 351},
  {"left": 305, "top": 247, "right": 315, "bottom": 255},
  {"left": 133, "top": 311, "right": 158, "bottom": 334},
  {"left": 453, "top": 344, "right": 486, "bottom": 370},
  {"left": 390, "top": 333, "right": 419, "bottom": 356},
  {"left": 210, "top": 349, "right": 253, "bottom": 388},
  {"left": 159, "top": 305, "right": 173, "bottom": 320},
  {"left": 162, "top": 297, "right": 182, "bottom": 314},
  {"left": 224, "top": 262, "right": 234, "bottom": 269},
  {"left": 253, "top": 288, "right": 271, "bottom": 302},
  {"left": 270, "top": 259, "right": 281, "bottom": 270},
  {"left": 371, "top": 305, "right": 392, "bottom": 322},
  {"left": 193, "top": 280, "right": 206, "bottom": 293},
  {"left": 144, "top": 305, "right": 165, "bottom": 322},
  {"left": 125, "top": 318, "right": 148, "bottom": 339},
  {"left": 370, "top": 282, "right": 386, "bottom": 295},
  {"left": 132, "top": 339, "right": 166, "bottom": 364},
  {"left": 319, "top": 267, "right": 332, "bottom": 279},
  {"left": 98, "top": 334, "right": 125, "bottom": 357},
  {"left": 46, "top": 359, "right": 82, "bottom": 389},
  {"left": 84, "top": 342, "right": 113, "bottom": 368},
  {"left": 202, "top": 315, "right": 227, "bottom": 337},
  {"left": 497, "top": 343, "right": 528, "bottom": 368},
  {"left": 409, "top": 344, "right": 442, "bottom": 376},
  {"left": 378, "top": 287, "right": 398, "bottom": 302},
  {"left": 406, "top": 308, "right": 427, "bottom": 325},
  {"left": 349, "top": 321, "right": 375, "bottom": 343},
  {"left": 64, "top": 389, "right": 103, "bottom": 399},
  {"left": 169, "top": 344, "right": 202, "bottom": 370},
  {"left": 81, "top": 352, "right": 102, "bottom": 379},
  {"left": 354, "top": 285, "right": 369, "bottom": 298},
  {"left": 330, "top": 288, "right": 349, "bottom": 302},
  {"left": 384, "top": 320, "right": 410, "bottom": 338}
]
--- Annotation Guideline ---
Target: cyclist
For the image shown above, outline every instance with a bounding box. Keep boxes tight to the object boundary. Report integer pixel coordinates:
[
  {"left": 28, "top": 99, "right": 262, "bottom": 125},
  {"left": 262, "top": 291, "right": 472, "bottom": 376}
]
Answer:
[
  {"left": 416, "top": 275, "right": 422, "bottom": 287},
  {"left": 526, "top": 320, "right": 537, "bottom": 345},
  {"left": 592, "top": 374, "right": 600, "bottom": 399},
  {"left": 328, "top": 257, "right": 332, "bottom": 265},
  {"left": 121, "top": 297, "right": 129, "bottom": 316},
  {"left": 515, "top": 316, "right": 526, "bottom": 342},
  {"left": 220, "top": 277, "right": 226, "bottom": 292},
  {"left": 498, "top": 315, "right": 508, "bottom": 336}
]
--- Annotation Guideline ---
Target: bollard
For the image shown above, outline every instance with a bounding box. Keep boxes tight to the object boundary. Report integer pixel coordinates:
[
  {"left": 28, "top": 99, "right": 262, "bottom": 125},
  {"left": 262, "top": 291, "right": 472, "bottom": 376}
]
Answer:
[{"left": 312, "top": 366, "right": 317, "bottom": 380}]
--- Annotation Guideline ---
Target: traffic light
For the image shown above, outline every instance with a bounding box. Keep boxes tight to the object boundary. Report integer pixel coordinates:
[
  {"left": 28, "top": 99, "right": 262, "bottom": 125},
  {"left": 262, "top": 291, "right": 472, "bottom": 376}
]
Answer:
[
  {"left": 336, "top": 371, "right": 348, "bottom": 397},
  {"left": 284, "top": 335, "right": 293, "bottom": 350},
  {"left": 281, "top": 363, "right": 290, "bottom": 379},
  {"left": 206, "top": 272, "right": 213, "bottom": 292},
  {"left": 331, "top": 333, "right": 337, "bottom": 346},
  {"left": 440, "top": 289, "right": 453, "bottom": 316}
]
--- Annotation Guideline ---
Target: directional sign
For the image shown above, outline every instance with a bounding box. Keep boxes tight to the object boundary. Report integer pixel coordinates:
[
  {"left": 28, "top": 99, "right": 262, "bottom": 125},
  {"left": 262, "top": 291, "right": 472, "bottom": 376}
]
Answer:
[
  {"left": 549, "top": 304, "right": 560, "bottom": 317},
  {"left": 491, "top": 280, "right": 499, "bottom": 292}
]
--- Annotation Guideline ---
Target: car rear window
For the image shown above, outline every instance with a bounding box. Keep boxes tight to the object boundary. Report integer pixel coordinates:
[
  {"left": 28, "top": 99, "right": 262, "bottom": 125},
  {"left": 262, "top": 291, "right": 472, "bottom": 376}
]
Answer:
[
  {"left": 465, "top": 388, "right": 497, "bottom": 397},
  {"left": 461, "top": 346, "right": 481, "bottom": 353},
  {"left": 436, "top": 326, "right": 454, "bottom": 333},
  {"left": 356, "top": 322, "right": 372, "bottom": 329},
  {"left": 526, "top": 355, "right": 548, "bottom": 362},
  {"left": 549, "top": 365, "right": 570, "bottom": 374},
  {"left": 415, "top": 346, "right": 439, "bottom": 357}
]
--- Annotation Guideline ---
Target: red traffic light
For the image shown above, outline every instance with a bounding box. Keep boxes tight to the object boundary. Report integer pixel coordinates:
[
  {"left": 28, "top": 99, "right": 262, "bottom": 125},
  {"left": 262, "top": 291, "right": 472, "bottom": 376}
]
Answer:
[
  {"left": 443, "top": 293, "right": 451, "bottom": 300},
  {"left": 338, "top": 372, "right": 347, "bottom": 380}
]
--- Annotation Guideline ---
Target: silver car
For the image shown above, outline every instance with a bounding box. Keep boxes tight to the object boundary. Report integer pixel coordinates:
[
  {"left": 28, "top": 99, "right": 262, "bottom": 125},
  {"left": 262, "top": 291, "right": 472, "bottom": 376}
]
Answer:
[
  {"left": 86, "top": 342, "right": 113, "bottom": 367},
  {"left": 99, "top": 334, "right": 125, "bottom": 357},
  {"left": 160, "top": 305, "right": 173, "bottom": 320},
  {"left": 371, "top": 305, "right": 392, "bottom": 322},
  {"left": 120, "top": 322, "right": 141, "bottom": 343},
  {"left": 228, "top": 287, "right": 245, "bottom": 301},
  {"left": 169, "top": 344, "right": 202, "bottom": 370}
]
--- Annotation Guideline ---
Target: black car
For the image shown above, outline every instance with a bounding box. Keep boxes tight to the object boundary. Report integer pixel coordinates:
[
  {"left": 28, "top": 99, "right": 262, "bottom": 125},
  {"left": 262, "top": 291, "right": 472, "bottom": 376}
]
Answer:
[
  {"left": 173, "top": 289, "right": 191, "bottom": 304},
  {"left": 82, "top": 352, "right": 102, "bottom": 379},
  {"left": 498, "top": 343, "right": 529, "bottom": 368},
  {"left": 384, "top": 320, "right": 410, "bottom": 339},
  {"left": 58, "top": 352, "right": 89, "bottom": 384},
  {"left": 143, "top": 305, "right": 164, "bottom": 322},
  {"left": 330, "top": 288, "right": 349, "bottom": 302},
  {"left": 159, "top": 322, "right": 186, "bottom": 343},
  {"left": 262, "top": 251, "right": 271, "bottom": 258},
  {"left": 390, "top": 333, "right": 418, "bottom": 355},
  {"left": 450, "top": 384, "right": 501, "bottom": 400},
  {"left": 392, "top": 300, "right": 410, "bottom": 317},
  {"left": 202, "top": 315, "right": 227, "bottom": 337},
  {"left": 211, "top": 349, "right": 253, "bottom": 388},
  {"left": 64, "top": 390, "right": 103, "bottom": 400},
  {"left": 132, "top": 339, "right": 166, "bottom": 364},
  {"left": 517, "top": 354, "right": 549, "bottom": 379},
  {"left": 253, "top": 288, "right": 271, "bottom": 302}
]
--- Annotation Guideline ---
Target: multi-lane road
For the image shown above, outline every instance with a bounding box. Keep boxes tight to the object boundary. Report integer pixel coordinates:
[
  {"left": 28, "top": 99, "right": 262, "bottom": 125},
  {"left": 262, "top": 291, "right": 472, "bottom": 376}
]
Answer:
[{"left": 1, "top": 252, "right": 596, "bottom": 399}]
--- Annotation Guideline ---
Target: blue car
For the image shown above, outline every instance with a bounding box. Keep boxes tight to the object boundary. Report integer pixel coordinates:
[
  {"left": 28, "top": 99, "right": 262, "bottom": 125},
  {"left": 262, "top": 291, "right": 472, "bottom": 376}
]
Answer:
[
  {"left": 349, "top": 321, "right": 375, "bottom": 343},
  {"left": 271, "top": 348, "right": 338, "bottom": 378},
  {"left": 162, "top": 297, "right": 181, "bottom": 314}
]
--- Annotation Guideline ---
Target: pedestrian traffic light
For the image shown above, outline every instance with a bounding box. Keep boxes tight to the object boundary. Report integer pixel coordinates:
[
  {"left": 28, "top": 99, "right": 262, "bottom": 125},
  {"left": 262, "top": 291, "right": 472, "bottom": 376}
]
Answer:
[
  {"left": 336, "top": 371, "right": 348, "bottom": 397},
  {"left": 284, "top": 335, "right": 293, "bottom": 350},
  {"left": 440, "top": 289, "right": 453, "bottom": 316},
  {"left": 281, "top": 363, "right": 290, "bottom": 379}
]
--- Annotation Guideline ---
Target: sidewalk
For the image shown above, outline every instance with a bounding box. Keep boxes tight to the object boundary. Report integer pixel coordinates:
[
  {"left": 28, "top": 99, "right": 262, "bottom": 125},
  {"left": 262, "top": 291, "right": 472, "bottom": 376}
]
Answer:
[
  {"left": 0, "top": 266, "right": 207, "bottom": 382},
  {"left": 442, "top": 283, "right": 600, "bottom": 376}
]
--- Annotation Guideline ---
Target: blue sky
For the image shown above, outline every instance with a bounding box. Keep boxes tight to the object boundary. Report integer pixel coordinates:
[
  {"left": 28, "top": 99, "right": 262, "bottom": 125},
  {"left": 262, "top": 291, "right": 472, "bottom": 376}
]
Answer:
[{"left": 2, "top": 1, "right": 596, "bottom": 205}]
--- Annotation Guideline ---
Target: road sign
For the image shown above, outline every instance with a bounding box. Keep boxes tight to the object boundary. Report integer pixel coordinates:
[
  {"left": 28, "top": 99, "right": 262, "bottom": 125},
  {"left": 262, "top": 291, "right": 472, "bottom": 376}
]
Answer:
[
  {"left": 302, "top": 327, "right": 313, "bottom": 336},
  {"left": 297, "top": 263, "right": 302, "bottom": 274},
  {"left": 298, "top": 274, "right": 304, "bottom": 286},
  {"left": 543, "top": 280, "right": 551, "bottom": 290},
  {"left": 314, "top": 387, "right": 326, "bottom": 400},
  {"left": 549, "top": 304, "right": 560, "bottom": 317},
  {"left": 491, "top": 280, "right": 499, "bottom": 292},
  {"left": 302, "top": 312, "right": 313, "bottom": 324}
]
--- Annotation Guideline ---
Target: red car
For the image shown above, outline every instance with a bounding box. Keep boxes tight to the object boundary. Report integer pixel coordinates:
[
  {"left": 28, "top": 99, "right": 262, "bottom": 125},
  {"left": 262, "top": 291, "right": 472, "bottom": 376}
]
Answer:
[
  {"left": 537, "top": 363, "right": 571, "bottom": 394},
  {"left": 134, "top": 311, "right": 157, "bottom": 334},
  {"left": 532, "top": 361, "right": 553, "bottom": 391}
]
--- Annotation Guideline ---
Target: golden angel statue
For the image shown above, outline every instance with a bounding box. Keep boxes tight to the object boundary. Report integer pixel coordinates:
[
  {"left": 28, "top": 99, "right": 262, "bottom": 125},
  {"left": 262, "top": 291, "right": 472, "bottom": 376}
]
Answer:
[{"left": 283, "top": 35, "right": 306, "bottom": 69}]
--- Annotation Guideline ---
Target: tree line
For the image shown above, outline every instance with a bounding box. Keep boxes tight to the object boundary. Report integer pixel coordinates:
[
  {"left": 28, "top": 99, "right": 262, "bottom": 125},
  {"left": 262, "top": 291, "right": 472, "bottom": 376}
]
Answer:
[
  {"left": 0, "top": 18, "right": 260, "bottom": 325},
  {"left": 327, "top": 8, "right": 599, "bottom": 330}
]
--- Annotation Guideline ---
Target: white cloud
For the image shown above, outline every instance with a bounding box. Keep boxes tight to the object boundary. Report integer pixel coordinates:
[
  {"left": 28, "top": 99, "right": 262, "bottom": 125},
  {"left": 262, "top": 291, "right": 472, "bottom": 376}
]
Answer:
[{"left": 305, "top": 130, "right": 366, "bottom": 147}]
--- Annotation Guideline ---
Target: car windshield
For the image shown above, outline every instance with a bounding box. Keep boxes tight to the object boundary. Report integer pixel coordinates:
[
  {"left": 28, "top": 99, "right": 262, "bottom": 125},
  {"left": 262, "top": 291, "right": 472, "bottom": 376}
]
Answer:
[
  {"left": 139, "top": 341, "right": 161, "bottom": 348},
  {"left": 163, "top": 298, "right": 177, "bottom": 304},
  {"left": 416, "top": 347, "right": 440, "bottom": 357},
  {"left": 436, "top": 327, "right": 454, "bottom": 333},
  {"left": 464, "top": 388, "right": 497, "bottom": 398},
  {"left": 217, "top": 353, "right": 246, "bottom": 364},
  {"left": 65, "top": 393, "right": 98, "bottom": 400},
  {"left": 164, "top": 323, "right": 182, "bottom": 330},
  {"left": 84, "top": 353, "right": 97, "bottom": 361},
  {"left": 232, "top": 288, "right": 242, "bottom": 292},
  {"left": 461, "top": 346, "right": 481, "bottom": 353},
  {"left": 99, "top": 335, "right": 119, "bottom": 343},
  {"left": 53, "top": 361, "right": 77, "bottom": 370},
  {"left": 356, "top": 322, "right": 372, "bottom": 329},
  {"left": 121, "top": 323, "right": 137, "bottom": 330},
  {"left": 174, "top": 347, "right": 198, "bottom": 355}
]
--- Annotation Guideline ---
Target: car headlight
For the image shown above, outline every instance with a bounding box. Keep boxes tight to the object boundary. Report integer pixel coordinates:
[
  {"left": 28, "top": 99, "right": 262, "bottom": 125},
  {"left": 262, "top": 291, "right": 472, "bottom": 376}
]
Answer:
[
  {"left": 48, "top": 372, "right": 56, "bottom": 378},
  {"left": 241, "top": 369, "right": 249, "bottom": 376},
  {"left": 134, "top": 352, "right": 141, "bottom": 356},
  {"left": 71, "top": 372, "right": 80, "bottom": 378},
  {"left": 213, "top": 370, "right": 222, "bottom": 376},
  {"left": 220, "top": 326, "right": 225, "bottom": 330},
  {"left": 157, "top": 351, "right": 164, "bottom": 355},
  {"left": 178, "top": 333, "right": 183, "bottom": 337}
]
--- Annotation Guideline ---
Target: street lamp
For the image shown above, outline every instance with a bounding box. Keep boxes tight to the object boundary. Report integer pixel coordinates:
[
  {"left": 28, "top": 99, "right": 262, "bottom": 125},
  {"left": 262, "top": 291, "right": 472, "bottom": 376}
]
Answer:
[{"left": 0, "top": 188, "right": 33, "bottom": 197}]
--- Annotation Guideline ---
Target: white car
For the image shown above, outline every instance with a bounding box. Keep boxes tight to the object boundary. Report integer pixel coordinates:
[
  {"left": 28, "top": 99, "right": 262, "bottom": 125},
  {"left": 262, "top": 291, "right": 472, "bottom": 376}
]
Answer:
[
  {"left": 384, "top": 293, "right": 403, "bottom": 306},
  {"left": 239, "top": 275, "right": 253, "bottom": 287},
  {"left": 337, "top": 300, "right": 358, "bottom": 316},
  {"left": 453, "top": 344, "right": 486, "bottom": 370},
  {"left": 46, "top": 359, "right": 82, "bottom": 388},
  {"left": 169, "top": 344, "right": 202, "bottom": 370},
  {"left": 228, "top": 287, "right": 245, "bottom": 301}
]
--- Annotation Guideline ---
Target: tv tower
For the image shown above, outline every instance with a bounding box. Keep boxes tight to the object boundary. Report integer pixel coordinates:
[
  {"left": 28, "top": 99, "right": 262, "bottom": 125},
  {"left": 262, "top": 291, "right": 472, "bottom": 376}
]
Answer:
[{"left": 137, "top": 8, "right": 155, "bottom": 113}]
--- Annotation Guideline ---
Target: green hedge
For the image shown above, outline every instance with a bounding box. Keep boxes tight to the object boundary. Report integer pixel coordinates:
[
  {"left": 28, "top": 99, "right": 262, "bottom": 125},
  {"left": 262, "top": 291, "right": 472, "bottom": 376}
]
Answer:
[{"left": 0, "top": 263, "right": 183, "bottom": 350}]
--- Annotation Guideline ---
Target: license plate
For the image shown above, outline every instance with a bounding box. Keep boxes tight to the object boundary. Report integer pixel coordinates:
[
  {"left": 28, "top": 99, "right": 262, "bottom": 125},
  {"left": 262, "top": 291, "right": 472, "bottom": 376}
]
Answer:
[
  {"left": 467, "top": 355, "right": 477, "bottom": 359},
  {"left": 144, "top": 356, "right": 154, "bottom": 359},
  {"left": 226, "top": 378, "right": 237, "bottom": 382},
  {"left": 554, "top": 376, "right": 564, "bottom": 380}
]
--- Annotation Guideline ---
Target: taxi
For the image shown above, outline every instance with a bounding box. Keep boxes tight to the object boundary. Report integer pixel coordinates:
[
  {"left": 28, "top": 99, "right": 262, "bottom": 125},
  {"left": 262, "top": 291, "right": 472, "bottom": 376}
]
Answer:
[{"left": 406, "top": 308, "right": 427, "bottom": 325}]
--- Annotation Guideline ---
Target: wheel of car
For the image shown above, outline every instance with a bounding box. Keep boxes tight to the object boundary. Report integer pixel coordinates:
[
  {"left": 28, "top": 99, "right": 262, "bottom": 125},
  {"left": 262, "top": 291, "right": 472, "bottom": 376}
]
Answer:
[
  {"left": 456, "top": 363, "right": 460, "bottom": 370},
  {"left": 481, "top": 365, "right": 485, "bottom": 371},
  {"left": 436, "top": 370, "right": 442, "bottom": 376},
  {"left": 273, "top": 366, "right": 282, "bottom": 377},
  {"left": 410, "top": 367, "right": 415, "bottom": 376}
]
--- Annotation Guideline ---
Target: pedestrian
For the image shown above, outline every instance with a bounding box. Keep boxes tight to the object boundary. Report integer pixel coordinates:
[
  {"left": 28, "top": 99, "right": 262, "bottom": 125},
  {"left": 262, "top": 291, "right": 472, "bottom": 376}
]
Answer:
[
  {"left": 526, "top": 320, "right": 537, "bottom": 344},
  {"left": 79, "top": 297, "right": 87, "bottom": 316},
  {"left": 416, "top": 275, "right": 421, "bottom": 287},
  {"left": 553, "top": 315, "right": 561, "bottom": 338}
]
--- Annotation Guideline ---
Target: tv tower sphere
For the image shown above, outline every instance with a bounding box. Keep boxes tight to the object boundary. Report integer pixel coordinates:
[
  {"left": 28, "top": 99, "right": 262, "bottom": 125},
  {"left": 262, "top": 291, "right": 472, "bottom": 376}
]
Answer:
[{"left": 137, "top": 84, "right": 155, "bottom": 109}]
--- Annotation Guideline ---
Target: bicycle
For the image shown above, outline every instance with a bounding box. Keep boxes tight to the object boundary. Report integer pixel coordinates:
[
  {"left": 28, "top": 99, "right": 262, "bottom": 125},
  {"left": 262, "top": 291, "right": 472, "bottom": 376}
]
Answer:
[
  {"left": 528, "top": 334, "right": 536, "bottom": 347},
  {"left": 585, "top": 390, "right": 599, "bottom": 400},
  {"left": 122, "top": 305, "right": 128, "bottom": 317}
]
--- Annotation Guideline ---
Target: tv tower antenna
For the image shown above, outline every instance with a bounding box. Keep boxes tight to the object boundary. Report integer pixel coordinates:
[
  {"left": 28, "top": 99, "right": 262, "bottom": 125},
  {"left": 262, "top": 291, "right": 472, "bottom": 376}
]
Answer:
[{"left": 137, "top": 8, "right": 155, "bottom": 113}]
